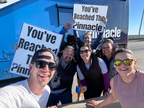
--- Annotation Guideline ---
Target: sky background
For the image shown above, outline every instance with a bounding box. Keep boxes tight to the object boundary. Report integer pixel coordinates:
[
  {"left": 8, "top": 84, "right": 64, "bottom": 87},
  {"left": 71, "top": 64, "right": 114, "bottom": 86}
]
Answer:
[{"left": 129, "top": 0, "right": 144, "bottom": 35}]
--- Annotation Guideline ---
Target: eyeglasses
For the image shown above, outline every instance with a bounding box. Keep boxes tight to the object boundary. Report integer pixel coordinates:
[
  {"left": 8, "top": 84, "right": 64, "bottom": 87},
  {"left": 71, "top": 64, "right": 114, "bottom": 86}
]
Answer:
[
  {"left": 114, "top": 59, "right": 133, "bottom": 66},
  {"left": 79, "top": 49, "right": 90, "bottom": 54},
  {"left": 35, "top": 60, "right": 57, "bottom": 70}
]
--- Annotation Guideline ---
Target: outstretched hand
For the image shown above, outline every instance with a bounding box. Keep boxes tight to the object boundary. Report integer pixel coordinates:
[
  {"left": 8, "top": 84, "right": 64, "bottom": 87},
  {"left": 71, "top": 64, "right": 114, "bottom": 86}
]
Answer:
[
  {"left": 103, "top": 18, "right": 107, "bottom": 25},
  {"left": 64, "top": 21, "right": 72, "bottom": 33},
  {"left": 87, "top": 100, "right": 99, "bottom": 108}
]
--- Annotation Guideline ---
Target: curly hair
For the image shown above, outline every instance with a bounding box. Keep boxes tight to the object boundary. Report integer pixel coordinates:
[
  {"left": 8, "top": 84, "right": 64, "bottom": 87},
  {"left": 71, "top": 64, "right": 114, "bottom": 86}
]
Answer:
[{"left": 66, "top": 34, "right": 77, "bottom": 42}]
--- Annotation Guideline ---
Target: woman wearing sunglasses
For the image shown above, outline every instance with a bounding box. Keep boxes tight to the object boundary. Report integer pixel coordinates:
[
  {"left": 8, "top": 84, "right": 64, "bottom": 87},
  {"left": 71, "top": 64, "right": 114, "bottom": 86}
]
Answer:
[
  {"left": 101, "top": 38, "right": 118, "bottom": 81},
  {"left": 87, "top": 48, "right": 144, "bottom": 108},
  {"left": 77, "top": 43, "right": 110, "bottom": 99}
]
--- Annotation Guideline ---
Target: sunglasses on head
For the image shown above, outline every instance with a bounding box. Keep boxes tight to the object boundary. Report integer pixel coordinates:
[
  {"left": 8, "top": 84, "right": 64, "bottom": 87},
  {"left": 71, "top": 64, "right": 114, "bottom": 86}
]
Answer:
[
  {"left": 35, "top": 60, "right": 57, "bottom": 70},
  {"left": 114, "top": 59, "right": 133, "bottom": 66},
  {"left": 80, "top": 49, "right": 90, "bottom": 54}
]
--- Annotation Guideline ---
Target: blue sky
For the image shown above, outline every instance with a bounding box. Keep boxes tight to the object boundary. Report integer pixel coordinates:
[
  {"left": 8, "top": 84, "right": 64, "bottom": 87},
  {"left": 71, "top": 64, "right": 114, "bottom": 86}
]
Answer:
[{"left": 129, "top": 0, "right": 144, "bottom": 35}]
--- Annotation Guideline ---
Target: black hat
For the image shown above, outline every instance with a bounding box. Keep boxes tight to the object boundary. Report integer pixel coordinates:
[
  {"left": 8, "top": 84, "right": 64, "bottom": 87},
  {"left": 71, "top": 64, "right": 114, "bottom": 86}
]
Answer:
[
  {"left": 67, "top": 34, "right": 77, "bottom": 42},
  {"left": 31, "top": 49, "right": 58, "bottom": 64}
]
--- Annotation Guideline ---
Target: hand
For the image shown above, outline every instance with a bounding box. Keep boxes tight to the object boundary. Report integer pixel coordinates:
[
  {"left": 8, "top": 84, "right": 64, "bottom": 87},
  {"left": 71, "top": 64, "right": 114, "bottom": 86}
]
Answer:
[
  {"left": 87, "top": 100, "right": 99, "bottom": 108},
  {"left": 71, "top": 17, "right": 75, "bottom": 22},
  {"left": 80, "top": 86, "right": 87, "bottom": 93},
  {"left": 104, "top": 91, "right": 111, "bottom": 97},
  {"left": 103, "top": 18, "right": 107, "bottom": 25},
  {"left": 14, "top": 44, "right": 19, "bottom": 50},
  {"left": 47, "top": 105, "right": 57, "bottom": 108},
  {"left": 63, "top": 21, "right": 72, "bottom": 32},
  {"left": 78, "top": 96, "right": 82, "bottom": 101}
]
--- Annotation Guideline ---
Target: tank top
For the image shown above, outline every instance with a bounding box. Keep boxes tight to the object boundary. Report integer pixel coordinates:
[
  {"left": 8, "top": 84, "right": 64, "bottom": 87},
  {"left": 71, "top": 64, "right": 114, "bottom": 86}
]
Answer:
[{"left": 114, "top": 70, "right": 144, "bottom": 108}]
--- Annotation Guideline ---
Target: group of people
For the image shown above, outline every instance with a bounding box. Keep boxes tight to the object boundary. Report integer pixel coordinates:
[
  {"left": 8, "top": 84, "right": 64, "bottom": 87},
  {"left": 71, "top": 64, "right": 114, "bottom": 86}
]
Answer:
[{"left": 0, "top": 18, "right": 144, "bottom": 108}]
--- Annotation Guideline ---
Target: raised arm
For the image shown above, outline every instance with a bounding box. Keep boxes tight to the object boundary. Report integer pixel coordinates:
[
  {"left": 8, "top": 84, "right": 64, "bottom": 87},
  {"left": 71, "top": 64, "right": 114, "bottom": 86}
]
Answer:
[
  {"left": 72, "top": 17, "right": 84, "bottom": 47},
  {"left": 59, "top": 22, "right": 72, "bottom": 51},
  {"left": 91, "top": 18, "right": 107, "bottom": 50},
  {"left": 73, "top": 30, "right": 84, "bottom": 48}
]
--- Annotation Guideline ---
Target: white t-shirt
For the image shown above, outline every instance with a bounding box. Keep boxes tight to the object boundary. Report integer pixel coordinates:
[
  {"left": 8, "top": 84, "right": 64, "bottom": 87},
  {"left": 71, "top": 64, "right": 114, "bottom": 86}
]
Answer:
[
  {"left": 0, "top": 79, "right": 50, "bottom": 108},
  {"left": 77, "top": 57, "right": 107, "bottom": 80}
]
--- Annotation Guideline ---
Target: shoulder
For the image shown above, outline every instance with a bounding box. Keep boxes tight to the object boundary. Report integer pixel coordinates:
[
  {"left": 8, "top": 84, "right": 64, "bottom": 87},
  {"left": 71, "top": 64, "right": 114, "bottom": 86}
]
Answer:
[
  {"left": 97, "top": 57, "right": 104, "bottom": 62},
  {"left": 44, "top": 85, "right": 51, "bottom": 93},
  {"left": 136, "top": 70, "right": 144, "bottom": 79},
  {"left": 110, "top": 77, "right": 114, "bottom": 86},
  {"left": 97, "top": 57, "right": 106, "bottom": 65},
  {"left": 0, "top": 80, "right": 29, "bottom": 101},
  {"left": 137, "top": 70, "right": 144, "bottom": 74}
]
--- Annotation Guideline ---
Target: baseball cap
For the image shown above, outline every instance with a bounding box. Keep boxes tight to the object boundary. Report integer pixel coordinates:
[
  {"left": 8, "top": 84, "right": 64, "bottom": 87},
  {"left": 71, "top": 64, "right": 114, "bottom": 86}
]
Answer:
[{"left": 31, "top": 49, "right": 58, "bottom": 64}]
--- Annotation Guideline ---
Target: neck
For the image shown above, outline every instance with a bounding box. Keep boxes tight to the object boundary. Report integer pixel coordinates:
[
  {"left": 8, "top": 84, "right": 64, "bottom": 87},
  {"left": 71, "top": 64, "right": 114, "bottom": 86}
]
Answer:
[
  {"left": 27, "top": 78, "right": 44, "bottom": 95},
  {"left": 83, "top": 58, "right": 90, "bottom": 64},
  {"left": 106, "top": 55, "right": 112, "bottom": 60},
  {"left": 121, "top": 70, "right": 136, "bottom": 84}
]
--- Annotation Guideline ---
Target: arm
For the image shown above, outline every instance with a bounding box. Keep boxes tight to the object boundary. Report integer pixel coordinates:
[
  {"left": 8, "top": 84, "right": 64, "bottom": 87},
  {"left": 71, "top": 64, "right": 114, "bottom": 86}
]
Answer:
[
  {"left": 98, "top": 58, "right": 110, "bottom": 91},
  {"left": 60, "top": 22, "right": 72, "bottom": 34},
  {"left": 87, "top": 78, "right": 118, "bottom": 108},
  {"left": 102, "top": 73, "right": 110, "bottom": 96},
  {"left": 59, "top": 22, "right": 72, "bottom": 51},
  {"left": 73, "top": 30, "right": 84, "bottom": 48},
  {"left": 77, "top": 65, "right": 87, "bottom": 93},
  {"left": 91, "top": 32, "right": 103, "bottom": 50},
  {"left": 59, "top": 33, "right": 67, "bottom": 51},
  {"left": 72, "top": 16, "right": 84, "bottom": 47},
  {"left": 91, "top": 18, "right": 107, "bottom": 49}
]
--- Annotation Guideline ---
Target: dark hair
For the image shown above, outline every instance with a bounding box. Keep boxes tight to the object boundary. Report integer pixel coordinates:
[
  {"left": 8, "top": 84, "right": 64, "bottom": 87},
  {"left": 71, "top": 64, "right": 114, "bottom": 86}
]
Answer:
[
  {"left": 114, "top": 48, "right": 134, "bottom": 59},
  {"left": 67, "top": 34, "right": 77, "bottom": 42}
]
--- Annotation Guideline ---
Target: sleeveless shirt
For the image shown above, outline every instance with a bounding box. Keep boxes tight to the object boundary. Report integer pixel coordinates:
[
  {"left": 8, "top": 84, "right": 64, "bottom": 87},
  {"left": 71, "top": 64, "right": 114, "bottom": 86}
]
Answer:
[{"left": 114, "top": 70, "right": 144, "bottom": 108}]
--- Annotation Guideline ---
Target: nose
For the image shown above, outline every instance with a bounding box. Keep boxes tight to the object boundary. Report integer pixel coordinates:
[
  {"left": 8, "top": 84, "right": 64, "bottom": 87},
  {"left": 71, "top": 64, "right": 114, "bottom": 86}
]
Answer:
[
  {"left": 43, "top": 64, "right": 50, "bottom": 72},
  {"left": 120, "top": 62, "right": 126, "bottom": 67}
]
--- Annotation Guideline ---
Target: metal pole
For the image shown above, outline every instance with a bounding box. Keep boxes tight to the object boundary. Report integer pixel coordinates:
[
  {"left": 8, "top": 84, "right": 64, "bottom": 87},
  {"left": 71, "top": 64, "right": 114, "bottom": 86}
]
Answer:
[{"left": 139, "top": 9, "right": 144, "bottom": 37}]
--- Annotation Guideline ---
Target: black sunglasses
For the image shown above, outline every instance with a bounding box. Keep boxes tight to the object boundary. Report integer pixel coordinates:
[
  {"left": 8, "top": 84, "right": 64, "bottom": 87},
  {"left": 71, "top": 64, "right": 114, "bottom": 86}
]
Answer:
[
  {"left": 114, "top": 59, "right": 133, "bottom": 66},
  {"left": 80, "top": 49, "right": 90, "bottom": 54},
  {"left": 35, "top": 60, "right": 57, "bottom": 70}
]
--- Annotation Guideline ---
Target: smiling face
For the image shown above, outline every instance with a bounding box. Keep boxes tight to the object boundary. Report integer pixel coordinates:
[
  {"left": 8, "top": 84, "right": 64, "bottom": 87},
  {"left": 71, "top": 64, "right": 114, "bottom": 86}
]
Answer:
[
  {"left": 29, "top": 51, "right": 56, "bottom": 88},
  {"left": 84, "top": 34, "right": 92, "bottom": 44},
  {"left": 102, "top": 42, "right": 113, "bottom": 59},
  {"left": 62, "top": 47, "right": 74, "bottom": 63},
  {"left": 114, "top": 52, "right": 136, "bottom": 77},
  {"left": 80, "top": 46, "right": 91, "bottom": 63}
]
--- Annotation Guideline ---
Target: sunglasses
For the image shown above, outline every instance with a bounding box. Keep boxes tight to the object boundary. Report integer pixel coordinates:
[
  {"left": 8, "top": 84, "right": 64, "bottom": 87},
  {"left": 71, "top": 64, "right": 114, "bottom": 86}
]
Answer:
[
  {"left": 35, "top": 60, "right": 57, "bottom": 70},
  {"left": 114, "top": 59, "right": 133, "bottom": 66},
  {"left": 80, "top": 49, "right": 90, "bottom": 54}
]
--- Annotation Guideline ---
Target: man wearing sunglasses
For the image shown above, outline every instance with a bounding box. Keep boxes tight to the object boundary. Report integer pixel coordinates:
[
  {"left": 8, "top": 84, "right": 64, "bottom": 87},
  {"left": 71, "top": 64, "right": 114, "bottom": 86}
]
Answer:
[
  {"left": 47, "top": 46, "right": 77, "bottom": 107},
  {"left": 0, "top": 49, "right": 58, "bottom": 108}
]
